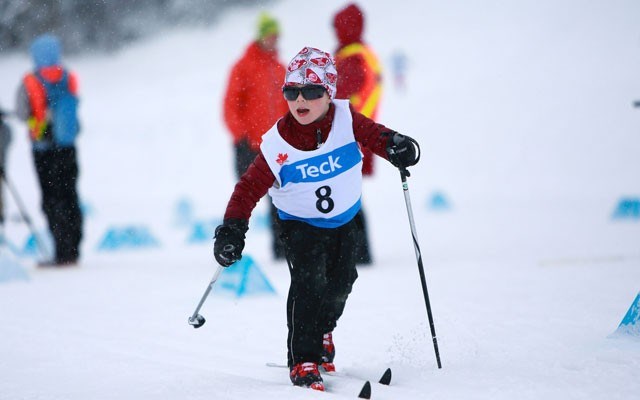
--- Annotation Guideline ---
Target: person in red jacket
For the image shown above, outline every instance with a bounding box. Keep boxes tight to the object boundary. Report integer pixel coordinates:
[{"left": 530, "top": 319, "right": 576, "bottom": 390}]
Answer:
[
  {"left": 222, "top": 12, "right": 289, "bottom": 259},
  {"left": 213, "top": 47, "right": 419, "bottom": 391},
  {"left": 332, "top": 3, "right": 383, "bottom": 265}
]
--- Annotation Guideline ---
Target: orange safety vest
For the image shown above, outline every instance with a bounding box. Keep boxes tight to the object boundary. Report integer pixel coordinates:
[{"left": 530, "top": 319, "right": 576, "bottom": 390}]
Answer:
[
  {"left": 22, "top": 67, "right": 78, "bottom": 142},
  {"left": 336, "top": 43, "right": 382, "bottom": 120},
  {"left": 23, "top": 73, "right": 50, "bottom": 141}
]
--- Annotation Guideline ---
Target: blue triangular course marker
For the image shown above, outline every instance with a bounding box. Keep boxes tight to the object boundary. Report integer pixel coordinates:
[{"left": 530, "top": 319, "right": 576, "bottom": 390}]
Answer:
[
  {"left": 187, "top": 218, "right": 222, "bottom": 244},
  {"left": 429, "top": 191, "right": 451, "bottom": 211},
  {"left": 97, "top": 226, "right": 160, "bottom": 251},
  {"left": 214, "top": 254, "right": 276, "bottom": 297},
  {"left": 21, "top": 231, "right": 52, "bottom": 258},
  {"left": 22, "top": 233, "right": 39, "bottom": 257},
  {"left": 612, "top": 198, "right": 640, "bottom": 219},
  {"left": 615, "top": 292, "right": 640, "bottom": 336},
  {"left": 0, "top": 254, "right": 29, "bottom": 283}
]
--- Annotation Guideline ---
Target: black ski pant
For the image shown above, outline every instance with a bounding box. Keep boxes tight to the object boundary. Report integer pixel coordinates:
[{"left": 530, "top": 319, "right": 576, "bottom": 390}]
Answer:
[
  {"left": 353, "top": 207, "right": 372, "bottom": 265},
  {"left": 281, "top": 218, "right": 359, "bottom": 367},
  {"left": 33, "top": 146, "right": 83, "bottom": 263},
  {"left": 234, "top": 138, "right": 284, "bottom": 258}
]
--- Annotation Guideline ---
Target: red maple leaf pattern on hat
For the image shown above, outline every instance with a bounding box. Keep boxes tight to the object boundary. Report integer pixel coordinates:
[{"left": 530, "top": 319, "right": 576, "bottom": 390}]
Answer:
[
  {"left": 288, "top": 58, "right": 307, "bottom": 72},
  {"left": 276, "top": 153, "right": 289, "bottom": 165},
  {"left": 310, "top": 57, "right": 330, "bottom": 67},
  {"left": 325, "top": 72, "right": 337, "bottom": 84},
  {"left": 306, "top": 68, "right": 321, "bottom": 84}
]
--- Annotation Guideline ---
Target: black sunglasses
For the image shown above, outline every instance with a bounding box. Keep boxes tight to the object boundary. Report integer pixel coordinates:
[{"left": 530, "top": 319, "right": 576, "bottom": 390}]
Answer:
[{"left": 282, "top": 85, "right": 326, "bottom": 101}]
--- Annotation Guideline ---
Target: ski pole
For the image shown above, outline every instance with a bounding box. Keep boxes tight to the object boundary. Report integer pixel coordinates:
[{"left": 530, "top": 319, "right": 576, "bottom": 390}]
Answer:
[
  {"left": 389, "top": 138, "right": 442, "bottom": 369},
  {"left": 188, "top": 264, "right": 224, "bottom": 328},
  {"left": 0, "top": 109, "right": 10, "bottom": 118},
  {"left": 0, "top": 109, "right": 18, "bottom": 121},
  {"left": 2, "top": 174, "right": 51, "bottom": 260}
]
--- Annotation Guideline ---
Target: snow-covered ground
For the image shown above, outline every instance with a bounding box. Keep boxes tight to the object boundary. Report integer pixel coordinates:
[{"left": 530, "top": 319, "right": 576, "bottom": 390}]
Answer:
[{"left": 1, "top": 0, "right": 639, "bottom": 399}]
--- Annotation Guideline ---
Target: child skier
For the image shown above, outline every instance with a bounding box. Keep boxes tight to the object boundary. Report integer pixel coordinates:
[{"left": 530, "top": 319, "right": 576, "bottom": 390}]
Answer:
[{"left": 213, "top": 46, "right": 419, "bottom": 391}]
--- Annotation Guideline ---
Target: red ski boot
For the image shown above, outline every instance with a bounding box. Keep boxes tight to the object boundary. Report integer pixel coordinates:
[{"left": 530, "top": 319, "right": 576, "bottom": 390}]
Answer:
[
  {"left": 290, "top": 362, "right": 324, "bottom": 391},
  {"left": 321, "top": 332, "right": 336, "bottom": 372}
]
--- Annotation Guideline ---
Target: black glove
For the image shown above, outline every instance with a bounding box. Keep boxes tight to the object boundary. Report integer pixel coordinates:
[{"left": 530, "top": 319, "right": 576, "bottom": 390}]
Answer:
[
  {"left": 386, "top": 133, "right": 419, "bottom": 169},
  {"left": 213, "top": 219, "right": 248, "bottom": 267}
]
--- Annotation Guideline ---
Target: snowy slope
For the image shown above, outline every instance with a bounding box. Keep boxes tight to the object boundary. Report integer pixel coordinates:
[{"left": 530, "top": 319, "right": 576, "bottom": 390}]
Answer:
[{"left": 1, "top": 0, "right": 639, "bottom": 399}]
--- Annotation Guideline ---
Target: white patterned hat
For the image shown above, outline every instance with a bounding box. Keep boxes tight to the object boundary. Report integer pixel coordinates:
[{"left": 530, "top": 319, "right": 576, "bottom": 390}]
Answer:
[{"left": 284, "top": 47, "right": 338, "bottom": 99}]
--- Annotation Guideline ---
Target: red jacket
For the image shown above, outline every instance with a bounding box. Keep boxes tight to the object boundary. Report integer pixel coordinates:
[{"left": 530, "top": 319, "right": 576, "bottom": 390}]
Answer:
[
  {"left": 223, "top": 42, "right": 288, "bottom": 151},
  {"left": 224, "top": 103, "right": 393, "bottom": 221},
  {"left": 333, "top": 4, "right": 382, "bottom": 175},
  {"left": 334, "top": 4, "right": 369, "bottom": 102}
]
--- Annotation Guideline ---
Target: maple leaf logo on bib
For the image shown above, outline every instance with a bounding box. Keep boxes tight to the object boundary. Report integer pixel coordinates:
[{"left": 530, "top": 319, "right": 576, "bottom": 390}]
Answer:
[{"left": 276, "top": 153, "right": 289, "bottom": 165}]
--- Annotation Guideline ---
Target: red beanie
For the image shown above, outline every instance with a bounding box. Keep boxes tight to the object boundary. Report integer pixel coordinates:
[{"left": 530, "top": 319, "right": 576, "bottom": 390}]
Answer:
[{"left": 333, "top": 3, "right": 364, "bottom": 46}]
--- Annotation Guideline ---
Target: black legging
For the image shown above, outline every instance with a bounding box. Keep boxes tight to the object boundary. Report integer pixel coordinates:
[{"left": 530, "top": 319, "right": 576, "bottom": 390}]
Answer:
[
  {"left": 280, "top": 218, "right": 359, "bottom": 366},
  {"left": 33, "top": 146, "right": 83, "bottom": 262}
]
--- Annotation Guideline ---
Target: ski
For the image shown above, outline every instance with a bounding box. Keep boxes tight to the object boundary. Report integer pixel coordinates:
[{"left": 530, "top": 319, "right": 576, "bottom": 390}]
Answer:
[
  {"left": 291, "top": 376, "right": 371, "bottom": 398},
  {"left": 354, "top": 369, "right": 390, "bottom": 400},
  {"left": 325, "top": 367, "right": 392, "bottom": 386},
  {"left": 265, "top": 362, "right": 288, "bottom": 368},
  {"left": 379, "top": 367, "right": 392, "bottom": 385},
  {"left": 358, "top": 381, "right": 371, "bottom": 399},
  {"left": 266, "top": 362, "right": 392, "bottom": 397}
]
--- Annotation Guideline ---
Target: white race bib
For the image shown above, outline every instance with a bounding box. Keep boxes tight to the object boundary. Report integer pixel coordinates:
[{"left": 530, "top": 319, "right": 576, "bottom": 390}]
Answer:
[{"left": 261, "top": 100, "right": 362, "bottom": 228}]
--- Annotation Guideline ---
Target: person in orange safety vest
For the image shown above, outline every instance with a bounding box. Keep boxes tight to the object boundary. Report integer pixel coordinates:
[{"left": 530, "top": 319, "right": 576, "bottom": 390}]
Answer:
[{"left": 333, "top": 3, "right": 383, "bottom": 265}]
